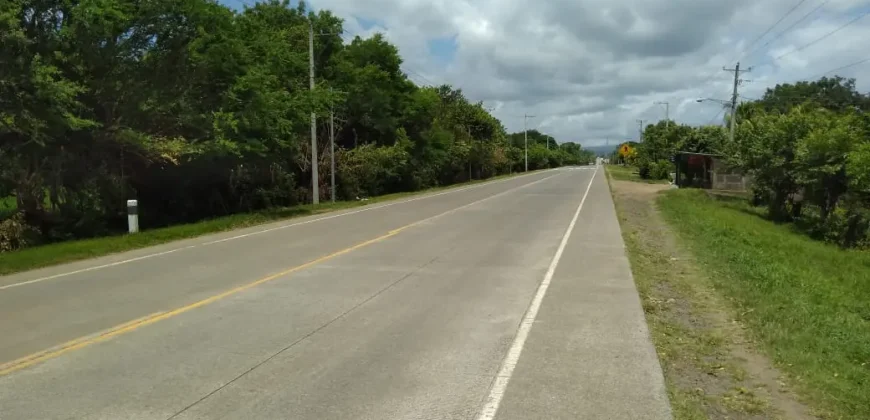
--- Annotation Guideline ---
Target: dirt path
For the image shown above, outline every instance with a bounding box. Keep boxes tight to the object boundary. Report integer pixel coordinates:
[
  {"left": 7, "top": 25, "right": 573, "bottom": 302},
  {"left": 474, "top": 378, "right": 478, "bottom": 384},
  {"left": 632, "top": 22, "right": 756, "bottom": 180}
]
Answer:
[{"left": 608, "top": 176, "right": 813, "bottom": 420}]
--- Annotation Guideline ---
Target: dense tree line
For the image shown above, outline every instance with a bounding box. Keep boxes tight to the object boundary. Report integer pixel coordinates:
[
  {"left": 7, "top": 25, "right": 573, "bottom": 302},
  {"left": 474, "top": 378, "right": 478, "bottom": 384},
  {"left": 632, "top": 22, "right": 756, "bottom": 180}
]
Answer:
[
  {"left": 625, "top": 76, "right": 870, "bottom": 248},
  {"left": 0, "top": 0, "right": 593, "bottom": 251}
]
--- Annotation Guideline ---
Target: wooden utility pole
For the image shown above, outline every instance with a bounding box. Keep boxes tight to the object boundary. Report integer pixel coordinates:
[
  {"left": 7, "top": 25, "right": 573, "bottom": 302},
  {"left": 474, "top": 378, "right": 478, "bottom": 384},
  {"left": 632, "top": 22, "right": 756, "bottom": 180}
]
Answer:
[
  {"left": 723, "top": 62, "right": 751, "bottom": 143},
  {"left": 636, "top": 119, "right": 645, "bottom": 142},
  {"left": 654, "top": 101, "right": 669, "bottom": 129},
  {"left": 329, "top": 102, "right": 336, "bottom": 203},
  {"left": 309, "top": 21, "right": 318, "bottom": 204}
]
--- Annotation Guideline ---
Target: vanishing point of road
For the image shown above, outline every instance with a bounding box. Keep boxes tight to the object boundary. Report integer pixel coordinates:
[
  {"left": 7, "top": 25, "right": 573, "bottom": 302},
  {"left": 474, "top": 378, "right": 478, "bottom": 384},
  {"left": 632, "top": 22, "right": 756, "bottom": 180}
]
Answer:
[{"left": 0, "top": 167, "right": 671, "bottom": 419}]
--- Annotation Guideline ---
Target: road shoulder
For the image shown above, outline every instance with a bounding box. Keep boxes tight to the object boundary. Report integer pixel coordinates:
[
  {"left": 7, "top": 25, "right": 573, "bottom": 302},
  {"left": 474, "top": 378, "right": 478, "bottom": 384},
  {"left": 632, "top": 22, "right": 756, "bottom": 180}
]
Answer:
[{"left": 493, "top": 168, "right": 672, "bottom": 419}]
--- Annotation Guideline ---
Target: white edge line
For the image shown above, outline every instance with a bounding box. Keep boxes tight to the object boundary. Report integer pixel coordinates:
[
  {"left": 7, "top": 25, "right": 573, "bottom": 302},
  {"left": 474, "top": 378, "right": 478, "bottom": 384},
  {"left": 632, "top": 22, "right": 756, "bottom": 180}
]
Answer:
[
  {"left": 0, "top": 170, "right": 557, "bottom": 291},
  {"left": 0, "top": 247, "right": 197, "bottom": 291},
  {"left": 476, "top": 166, "right": 598, "bottom": 420}
]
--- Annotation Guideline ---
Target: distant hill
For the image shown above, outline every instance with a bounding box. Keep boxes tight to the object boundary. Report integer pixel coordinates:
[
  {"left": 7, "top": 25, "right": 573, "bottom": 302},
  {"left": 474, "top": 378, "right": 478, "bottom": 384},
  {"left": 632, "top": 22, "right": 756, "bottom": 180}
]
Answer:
[{"left": 582, "top": 144, "right": 619, "bottom": 157}]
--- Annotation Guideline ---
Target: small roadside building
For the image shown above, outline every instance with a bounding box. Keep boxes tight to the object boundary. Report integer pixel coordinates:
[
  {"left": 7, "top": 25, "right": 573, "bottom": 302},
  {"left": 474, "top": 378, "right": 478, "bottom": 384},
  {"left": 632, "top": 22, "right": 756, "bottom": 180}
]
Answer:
[{"left": 673, "top": 151, "right": 751, "bottom": 191}]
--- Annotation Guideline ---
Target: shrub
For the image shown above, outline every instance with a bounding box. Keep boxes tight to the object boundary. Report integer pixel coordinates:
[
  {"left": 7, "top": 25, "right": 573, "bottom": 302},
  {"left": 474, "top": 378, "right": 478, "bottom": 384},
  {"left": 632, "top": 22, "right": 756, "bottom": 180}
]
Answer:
[
  {"left": 0, "top": 212, "right": 42, "bottom": 252},
  {"left": 800, "top": 200, "right": 870, "bottom": 248},
  {"left": 638, "top": 159, "right": 671, "bottom": 180},
  {"left": 337, "top": 142, "right": 411, "bottom": 199},
  {"left": 637, "top": 159, "right": 653, "bottom": 179},
  {"left": 651, "top": 160, "right": 673, "bottom": 181}
]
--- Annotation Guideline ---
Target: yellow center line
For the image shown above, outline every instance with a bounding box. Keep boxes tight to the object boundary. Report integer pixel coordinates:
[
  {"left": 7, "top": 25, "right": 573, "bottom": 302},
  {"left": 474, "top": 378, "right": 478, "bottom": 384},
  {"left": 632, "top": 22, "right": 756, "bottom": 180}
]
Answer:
[
  {"left": 0, "top": 173, "right": 558, "bottom": 377},
  {"left": 0, "top": 229, "right": 401, "bottom": 377}
]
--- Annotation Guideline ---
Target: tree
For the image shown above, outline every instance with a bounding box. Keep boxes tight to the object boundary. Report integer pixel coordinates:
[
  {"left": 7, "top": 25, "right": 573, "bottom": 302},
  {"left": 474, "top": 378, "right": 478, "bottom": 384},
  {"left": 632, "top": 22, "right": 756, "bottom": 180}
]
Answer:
[
  {"left": 757, "top": 76, "right": 870, "bottom": 114},
  {"left": 0, "top": 0, "right": 580, "bottom": 252}
]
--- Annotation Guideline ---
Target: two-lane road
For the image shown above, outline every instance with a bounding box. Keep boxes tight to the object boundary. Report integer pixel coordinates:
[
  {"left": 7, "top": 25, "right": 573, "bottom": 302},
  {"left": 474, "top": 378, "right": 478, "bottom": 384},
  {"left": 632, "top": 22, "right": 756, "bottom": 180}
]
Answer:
[{"left": 0, "top": 167, "right": 671, "bottom": 419}]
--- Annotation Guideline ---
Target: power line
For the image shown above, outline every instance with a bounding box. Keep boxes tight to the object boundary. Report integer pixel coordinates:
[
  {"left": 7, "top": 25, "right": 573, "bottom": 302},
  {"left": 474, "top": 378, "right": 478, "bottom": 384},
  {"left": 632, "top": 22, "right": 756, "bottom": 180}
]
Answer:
[
  {"left": 737, "top": 56, "right": 870, "bottom": 94},
  {"left": 734, "top": 0, "right": 811, "bottom": 62},
  {"left": 403, "top": 66, "right": 438, "bottom": 86},
  {"left": 741, "top": 0, "right": 831, "bottom": 63},
  {"left": 774, "top": 10, "right": 870, "bottom": 60},
  {"left": 706, "top": 108, "right": 726, "bottom": 125},
  {"left": 404, "top": 73, "right": 426, "bottom": 86},
  {"left": 730, "top": 56, "right": 870, "bottom": 102},
  {"left": 655, "top": 4, "right": 861, "bottom": 129},
  {"left": 612, "top": 2, "right": 820, "bottom": 131},
  {"left": 802, "top": 56, "right": 870, "bottom": 81}
]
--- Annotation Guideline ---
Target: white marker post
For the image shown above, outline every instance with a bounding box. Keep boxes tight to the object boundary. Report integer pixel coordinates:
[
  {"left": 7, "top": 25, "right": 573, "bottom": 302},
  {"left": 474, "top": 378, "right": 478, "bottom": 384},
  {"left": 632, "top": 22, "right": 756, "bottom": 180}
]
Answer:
[{"left": 127, "top": 199, "right": 139, "bottom": 234}]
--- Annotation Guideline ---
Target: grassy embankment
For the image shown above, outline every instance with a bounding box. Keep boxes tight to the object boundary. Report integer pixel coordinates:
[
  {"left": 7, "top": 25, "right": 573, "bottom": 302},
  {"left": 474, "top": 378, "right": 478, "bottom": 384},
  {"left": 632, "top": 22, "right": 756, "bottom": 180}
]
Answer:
[{"left": 658, "top": 189, "right": 869, "bottom": 419}]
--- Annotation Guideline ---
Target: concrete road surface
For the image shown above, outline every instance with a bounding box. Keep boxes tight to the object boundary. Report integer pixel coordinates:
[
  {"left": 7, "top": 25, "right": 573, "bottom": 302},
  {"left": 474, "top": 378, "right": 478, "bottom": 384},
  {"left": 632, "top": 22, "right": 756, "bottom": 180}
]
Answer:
[{"left": 0, "top": 167, "right": 671, "bottom": 420}]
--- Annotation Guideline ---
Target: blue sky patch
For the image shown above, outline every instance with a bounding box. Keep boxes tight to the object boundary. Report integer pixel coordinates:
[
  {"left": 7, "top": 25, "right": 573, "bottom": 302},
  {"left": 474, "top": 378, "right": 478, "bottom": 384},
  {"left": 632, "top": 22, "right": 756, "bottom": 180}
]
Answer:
[{"left": 427, "top": 35, "right": 458, "bottom": 65}]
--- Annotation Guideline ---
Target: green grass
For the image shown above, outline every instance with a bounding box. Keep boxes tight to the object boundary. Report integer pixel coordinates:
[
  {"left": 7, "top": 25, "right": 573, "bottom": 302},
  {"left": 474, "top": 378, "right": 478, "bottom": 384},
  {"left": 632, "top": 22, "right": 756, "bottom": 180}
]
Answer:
[
  {"left": 0, "top": 196, "right": 15, "bottom": 220},
  {"left": 658, "top": 189, "right": 870, "bottom": 419},
  {"left": 606, "top": 164, "right": 670, "bottom": 184},
  {"left": 0, "top": 171, "right": 532, "bottom": 276}
]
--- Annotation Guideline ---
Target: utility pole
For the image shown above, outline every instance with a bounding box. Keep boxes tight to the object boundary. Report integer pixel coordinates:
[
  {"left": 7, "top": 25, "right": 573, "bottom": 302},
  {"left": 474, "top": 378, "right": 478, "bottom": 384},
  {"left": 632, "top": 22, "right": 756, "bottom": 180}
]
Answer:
[
  {"left": 329, "top": 98, "right": 336, "bottom": 203},
  {"left": 636, "top": 119, "right": 645, "bottom": 142},
  {"left": 724, "top": 62, "right": 751, "bottom": 143},
  {"left": 524, "top": 114, "right": 535, "bottom": 172},
  {"left": 309, "top": 21, "right": 318, "bottom": 204},
  {"left": 468, "top": 126, "right": 473, "bottom": 180},
  {"left": 508, "top": 134, "right": 512, "bottom": 175},
  {"left": 326, "top": 88, "right": 348, "bottom": 203},
  {"left": 654, "top": 101, "right": 669, "bottom": 129}
]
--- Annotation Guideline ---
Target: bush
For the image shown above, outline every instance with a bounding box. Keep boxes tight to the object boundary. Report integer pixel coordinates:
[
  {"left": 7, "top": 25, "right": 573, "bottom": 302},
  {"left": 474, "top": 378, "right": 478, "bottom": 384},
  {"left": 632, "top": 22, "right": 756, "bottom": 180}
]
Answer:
[
  {"left": 651, "top": 160, "right": 672, "bottom": 181},
  {"left": 637, "top": 159, "right": 652, "bottom": 179},
  {"left": 800, "top": 201, "right": 870, "bottom": 248},
  {"left": 337, "top": 142, "right": 411, "bottom": 199},
  {"left": 0, "top": 212, "right": 42, "bottom": 252},
  {"left": 638, "top": 159, "right": 671, "bottom": 180}
]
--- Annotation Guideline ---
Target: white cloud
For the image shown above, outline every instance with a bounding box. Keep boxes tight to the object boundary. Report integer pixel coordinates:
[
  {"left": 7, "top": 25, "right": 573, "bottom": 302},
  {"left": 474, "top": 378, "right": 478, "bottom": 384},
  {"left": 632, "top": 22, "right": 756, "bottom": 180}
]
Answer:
[{"left": 312, "top": 0, "right": 870, "bottom": 146}]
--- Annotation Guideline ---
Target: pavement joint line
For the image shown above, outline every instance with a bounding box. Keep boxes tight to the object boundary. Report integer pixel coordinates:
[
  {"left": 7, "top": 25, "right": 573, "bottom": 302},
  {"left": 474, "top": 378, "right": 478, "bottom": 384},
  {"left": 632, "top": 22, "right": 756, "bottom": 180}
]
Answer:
[
  {"left": 165, "top": 251, "right": 449, "bottom": 420},
  {"left": 0, "top": 172, "right": 562, "bottom": 378},
  {"left": 0, "top": 169, "right": 557, "bottom": 291},
  {"left": 475, "top": 166, "right": 599, "bottom": 420}
]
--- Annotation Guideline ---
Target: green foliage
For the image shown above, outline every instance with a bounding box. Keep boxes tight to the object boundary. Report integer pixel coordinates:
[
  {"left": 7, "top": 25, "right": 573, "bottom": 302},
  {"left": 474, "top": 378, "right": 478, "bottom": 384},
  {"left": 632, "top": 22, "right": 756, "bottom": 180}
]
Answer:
[
  {"left": 731, "top": 106, "right": 818, "bottom": 220},
  {"left": 0, "top": 0, "right": 596, "bottom": 252},
  {"left": 711, "top": 76, "right": 870, "bottom": 247},
  {"left": 754, "top": 76, "right": 870, "bottom": 115},
  {"left": 730, "top": 104, "right": 870, "bottom": 245},
  {"left": 0, "top": 212, "right": 41, "bottom": 252},
  {"left": 651, "top": 160, "right": 672, "bottom": 180},
  {"left": 337, "top": 137, "right": 411, "bottom": 199},
  {"left": 633, "top": 121, "right": 723, "bottom": 180},
  {"left": 636, "top": 159, "right": 672, "bottom": 181}
]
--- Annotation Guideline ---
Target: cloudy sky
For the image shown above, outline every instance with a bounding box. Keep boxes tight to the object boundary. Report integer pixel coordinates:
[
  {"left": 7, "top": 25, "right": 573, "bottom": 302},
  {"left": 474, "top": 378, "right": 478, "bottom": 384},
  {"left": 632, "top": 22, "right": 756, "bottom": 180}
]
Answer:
[{"left": 222, "top": 0, "right": 870, "bottom": 147}]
